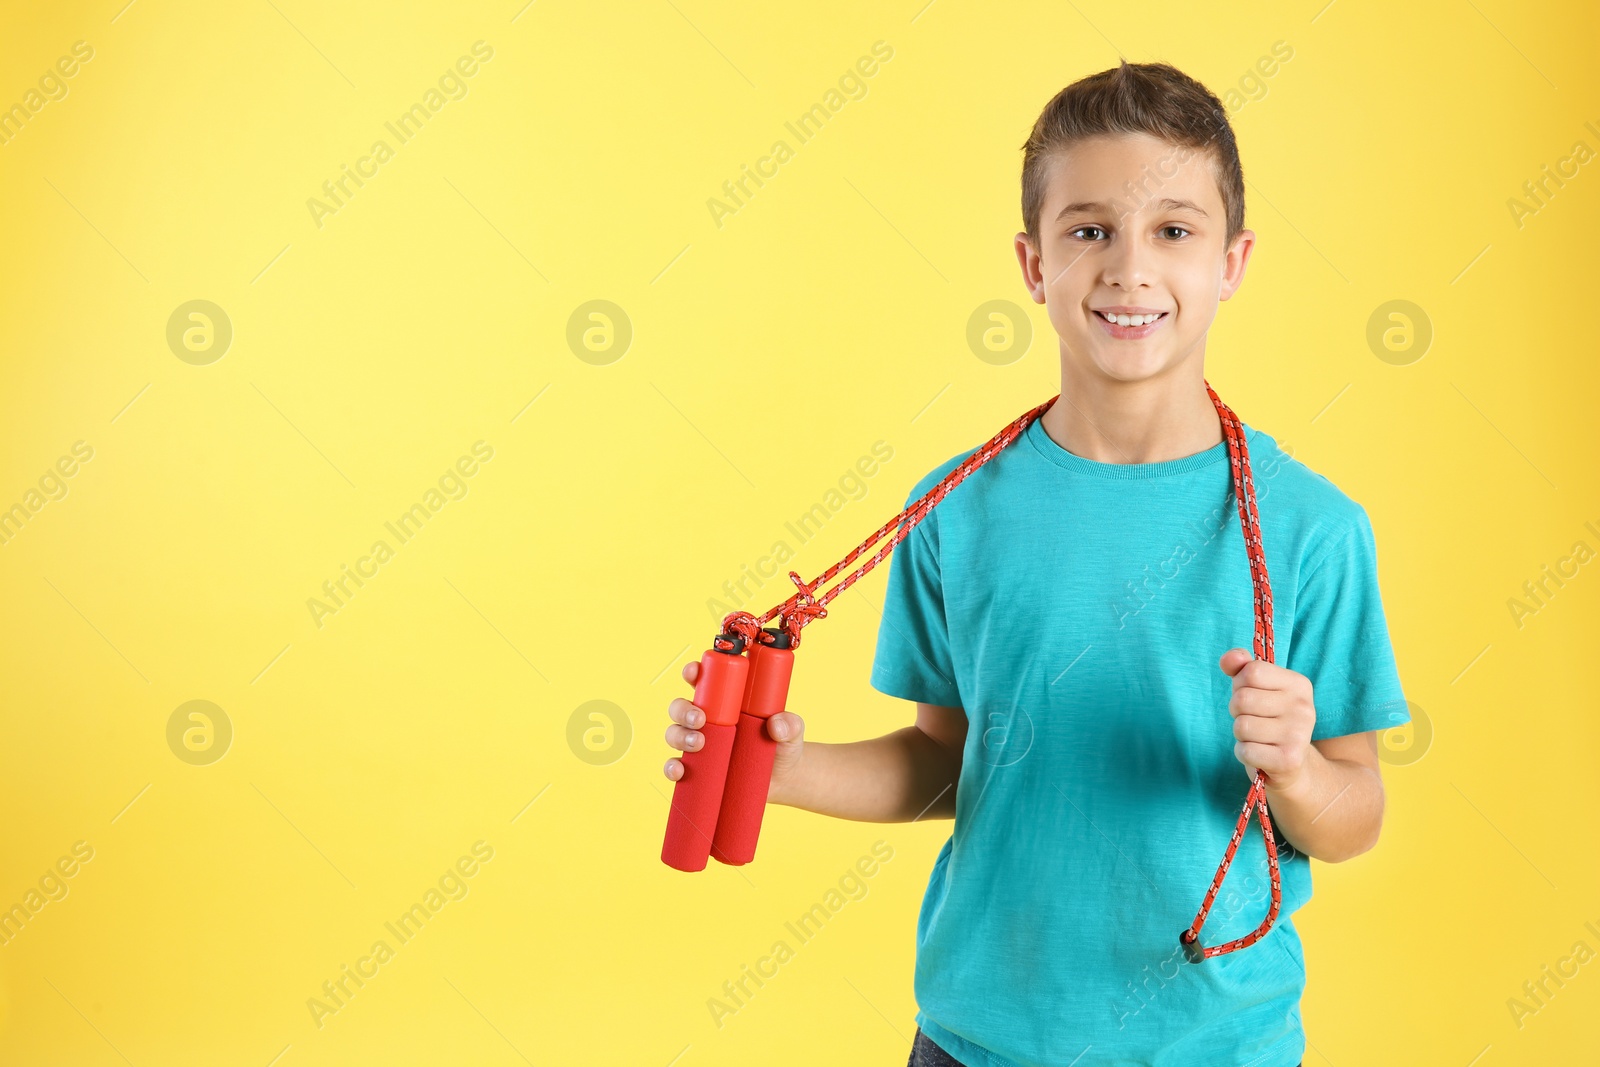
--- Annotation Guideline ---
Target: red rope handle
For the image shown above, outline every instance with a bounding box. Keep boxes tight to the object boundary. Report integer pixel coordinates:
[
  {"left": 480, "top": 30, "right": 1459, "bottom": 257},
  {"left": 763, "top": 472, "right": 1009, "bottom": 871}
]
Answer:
[{"left": 722, "top": 381, "right": 1281, "bottom": 960}]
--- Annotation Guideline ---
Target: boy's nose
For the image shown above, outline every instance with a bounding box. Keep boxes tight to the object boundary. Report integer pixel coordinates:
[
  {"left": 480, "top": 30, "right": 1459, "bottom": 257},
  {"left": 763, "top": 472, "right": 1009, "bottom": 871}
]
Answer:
[{"left": 1098, "top": 238, "right": 1156, "bottom": 290}]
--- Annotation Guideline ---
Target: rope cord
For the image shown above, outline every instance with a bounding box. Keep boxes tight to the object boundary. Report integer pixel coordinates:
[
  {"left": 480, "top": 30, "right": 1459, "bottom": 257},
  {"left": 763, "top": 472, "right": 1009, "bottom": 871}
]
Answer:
[{"left": 719, "top": 381, "right": 1281, "bottom": 960}]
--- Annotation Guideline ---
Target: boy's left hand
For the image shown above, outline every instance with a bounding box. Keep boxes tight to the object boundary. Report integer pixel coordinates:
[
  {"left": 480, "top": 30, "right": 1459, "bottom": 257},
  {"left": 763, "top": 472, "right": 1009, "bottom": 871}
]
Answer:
[{"left": 1218, "top": 648, "right": 1317, "bottom": 797}]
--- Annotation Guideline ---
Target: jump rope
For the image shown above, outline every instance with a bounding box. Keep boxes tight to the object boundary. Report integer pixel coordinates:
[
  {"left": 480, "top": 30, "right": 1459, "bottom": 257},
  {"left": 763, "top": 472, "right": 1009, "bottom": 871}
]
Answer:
[{"left": 660, "top": 380, "right": 1282, "bottom": 963}]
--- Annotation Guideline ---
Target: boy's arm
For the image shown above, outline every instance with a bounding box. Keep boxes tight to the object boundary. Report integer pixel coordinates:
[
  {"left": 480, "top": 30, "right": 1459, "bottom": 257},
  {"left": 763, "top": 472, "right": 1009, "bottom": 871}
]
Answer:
[
  {"left": 1262, "top": 730, "right": 1385, "bottom": 863},
  {"left": 769, "top": 703, "right": 966, "bottom": 823}
]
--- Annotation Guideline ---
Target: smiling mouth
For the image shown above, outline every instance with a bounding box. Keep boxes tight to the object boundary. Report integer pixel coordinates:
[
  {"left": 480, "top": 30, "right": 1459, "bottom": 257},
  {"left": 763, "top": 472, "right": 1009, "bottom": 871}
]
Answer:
[
  {"left": 1093, "top": 310, "right": 1168, "bottom": 326},
  {"left": 1091, "top": 309, "right": 1171, "bottom": 340}
]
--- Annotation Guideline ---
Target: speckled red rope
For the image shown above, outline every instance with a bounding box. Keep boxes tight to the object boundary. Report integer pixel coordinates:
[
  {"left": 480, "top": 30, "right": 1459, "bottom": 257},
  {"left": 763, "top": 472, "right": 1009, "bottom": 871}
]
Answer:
[
  {"left": 722, "top": 382, "right": 1281, "bottom": 961},
  {"left": 719, "top": 395, "right": 1054, "bottom": 651},
  {"left": 1179, "top": 380, "right": 1282, "bottom": 962}
]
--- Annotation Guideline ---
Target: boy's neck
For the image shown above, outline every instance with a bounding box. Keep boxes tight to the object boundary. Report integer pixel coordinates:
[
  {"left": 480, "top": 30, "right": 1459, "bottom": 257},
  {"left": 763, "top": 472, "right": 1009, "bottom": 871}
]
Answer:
[{"left": 1038, "top": 365, "right": 1226, "bottom": 466}]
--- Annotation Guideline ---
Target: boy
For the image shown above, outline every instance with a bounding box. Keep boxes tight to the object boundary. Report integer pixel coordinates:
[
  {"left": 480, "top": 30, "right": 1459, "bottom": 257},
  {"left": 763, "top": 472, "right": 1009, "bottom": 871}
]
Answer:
[{"left": 663, "top": 60, "right": 1408, "bottom": 1067}]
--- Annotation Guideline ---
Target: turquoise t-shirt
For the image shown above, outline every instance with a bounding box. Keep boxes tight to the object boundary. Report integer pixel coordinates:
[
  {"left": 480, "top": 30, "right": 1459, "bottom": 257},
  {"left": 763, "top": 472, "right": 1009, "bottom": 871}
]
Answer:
[{"left": 869, "top": 413, "right": 1409, "bottom": 1067}]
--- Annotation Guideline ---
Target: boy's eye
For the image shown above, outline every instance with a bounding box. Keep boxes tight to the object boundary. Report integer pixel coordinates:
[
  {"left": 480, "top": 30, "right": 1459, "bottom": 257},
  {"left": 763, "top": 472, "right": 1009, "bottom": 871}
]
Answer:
[
  {"left": 1160, "top": 225, "right": 1191, "bottom": 240},
  {"left": 1069, "top": 226, "right": 1107, "bottom": 241}
]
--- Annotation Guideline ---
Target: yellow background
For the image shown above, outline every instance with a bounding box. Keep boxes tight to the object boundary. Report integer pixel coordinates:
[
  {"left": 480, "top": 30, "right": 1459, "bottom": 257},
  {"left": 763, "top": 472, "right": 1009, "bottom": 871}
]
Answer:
[{"left": 1, "top": 0, "right": 1596, "bottom": 1063}]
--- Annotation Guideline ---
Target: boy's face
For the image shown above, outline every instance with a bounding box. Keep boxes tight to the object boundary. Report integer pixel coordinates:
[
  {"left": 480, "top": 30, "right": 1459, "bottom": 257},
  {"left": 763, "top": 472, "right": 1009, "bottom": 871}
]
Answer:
[{"left": 1015, "top": 132, "right": 1253, "bottom": 385}]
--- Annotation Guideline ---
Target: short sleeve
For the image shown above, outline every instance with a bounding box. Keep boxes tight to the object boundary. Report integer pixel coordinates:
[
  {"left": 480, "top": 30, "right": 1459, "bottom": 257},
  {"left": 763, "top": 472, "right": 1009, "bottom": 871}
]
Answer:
[
  {"left": 1287, "top": 506, "right": 1410, "bottom": 740},
  {"left": 868, "top": 486, "right": 962, "bottom": 706}
]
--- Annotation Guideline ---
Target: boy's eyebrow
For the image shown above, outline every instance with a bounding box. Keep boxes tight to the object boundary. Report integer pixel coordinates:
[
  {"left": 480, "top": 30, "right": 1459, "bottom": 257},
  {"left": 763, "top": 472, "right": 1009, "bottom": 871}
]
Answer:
[{"left": 1054, "top": 197, "right": 1210, "bottom": 220}]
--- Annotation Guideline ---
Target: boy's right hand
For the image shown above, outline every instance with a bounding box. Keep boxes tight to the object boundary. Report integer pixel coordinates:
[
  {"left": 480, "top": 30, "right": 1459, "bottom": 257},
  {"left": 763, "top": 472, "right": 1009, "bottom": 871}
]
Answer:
[{"left": 663, "top": 659, "right": 806, "bottom": 802}]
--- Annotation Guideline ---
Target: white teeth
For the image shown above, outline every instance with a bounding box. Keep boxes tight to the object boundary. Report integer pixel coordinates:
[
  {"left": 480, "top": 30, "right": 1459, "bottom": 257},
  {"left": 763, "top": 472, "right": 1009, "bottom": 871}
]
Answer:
[{"left": 1100, "top": 311, "right": 1163, "bottom": 327}]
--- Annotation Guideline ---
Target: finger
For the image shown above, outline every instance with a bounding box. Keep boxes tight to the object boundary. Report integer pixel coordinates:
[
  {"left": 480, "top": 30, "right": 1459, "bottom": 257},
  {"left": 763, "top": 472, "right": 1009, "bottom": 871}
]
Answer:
[
  {"left": 1232, "top": 658, "right": 1294, "bottom": 693},
  {"left": 1232, "top": 714, "right": 1275, "bottom": 744},
  {"left": 1227, "top": 688, "right": 1272, "bottom": 719},
  {"left": 768, "top": 712, "right": 803, "bottom": 743},
  {"left": 665, "top": 724, "right": 704, "bottom": 752},
  {"left": 681, "top": 660, "right": 700, "bottom": 686},
  {"left": 1234, "top": 740, "right": 1279, "bottom": 773},
  {"left": 663, "top": 757, "right": 683, "bottom": 781},
  {"left": 1218, "top": 648, "right": 1252, "bottom": 677},
  {"left": 668, "top": 697, "right": 705, "bottom": 729}
]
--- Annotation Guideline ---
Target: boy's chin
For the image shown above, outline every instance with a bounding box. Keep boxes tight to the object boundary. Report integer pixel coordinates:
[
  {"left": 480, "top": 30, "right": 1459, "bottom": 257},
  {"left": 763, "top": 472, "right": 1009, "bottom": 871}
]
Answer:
[{"left": 1068, "top": 342, "right": 1182, "bottom": 384}]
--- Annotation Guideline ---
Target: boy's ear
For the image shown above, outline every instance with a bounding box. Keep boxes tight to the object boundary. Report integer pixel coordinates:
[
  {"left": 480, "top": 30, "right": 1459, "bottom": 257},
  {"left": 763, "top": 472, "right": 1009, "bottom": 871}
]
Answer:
[
  {"left": 1014, "top": 231, "right": 1047, "bottom": 304},
  {"left": 1219, "top": 229, "right": 1256, "bottom": 301}
]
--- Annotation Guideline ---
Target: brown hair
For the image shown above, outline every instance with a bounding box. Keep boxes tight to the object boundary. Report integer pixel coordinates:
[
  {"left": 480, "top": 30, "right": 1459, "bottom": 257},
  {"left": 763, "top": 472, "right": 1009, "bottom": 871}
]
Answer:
[{"left": 1020, "top": 60, "right": 1244, "bottom": 251}]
